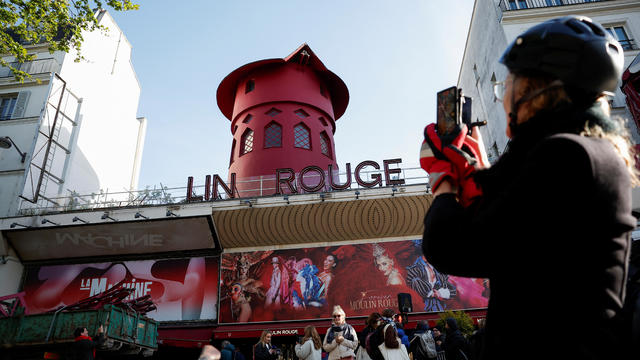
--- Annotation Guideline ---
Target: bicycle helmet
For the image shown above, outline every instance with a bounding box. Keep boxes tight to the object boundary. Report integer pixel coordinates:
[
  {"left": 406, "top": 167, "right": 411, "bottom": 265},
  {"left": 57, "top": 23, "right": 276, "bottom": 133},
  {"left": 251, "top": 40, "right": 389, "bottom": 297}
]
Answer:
[{"left": 499, "top": 16, "right": 624, "bottom": 99}]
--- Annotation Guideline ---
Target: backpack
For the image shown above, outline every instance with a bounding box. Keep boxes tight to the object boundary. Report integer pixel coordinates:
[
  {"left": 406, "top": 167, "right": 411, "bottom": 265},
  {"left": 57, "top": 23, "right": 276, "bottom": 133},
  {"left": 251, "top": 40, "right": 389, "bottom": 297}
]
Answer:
[{"left": 413, "top": 331, "right": 437, "bottom": 359}]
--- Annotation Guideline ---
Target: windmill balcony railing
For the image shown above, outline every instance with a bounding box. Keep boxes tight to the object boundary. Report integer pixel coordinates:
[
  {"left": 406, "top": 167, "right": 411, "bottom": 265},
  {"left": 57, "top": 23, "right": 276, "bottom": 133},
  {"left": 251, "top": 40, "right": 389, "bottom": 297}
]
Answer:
[{"left": 16, "top": 166, "right": 431, "bottom": 215}]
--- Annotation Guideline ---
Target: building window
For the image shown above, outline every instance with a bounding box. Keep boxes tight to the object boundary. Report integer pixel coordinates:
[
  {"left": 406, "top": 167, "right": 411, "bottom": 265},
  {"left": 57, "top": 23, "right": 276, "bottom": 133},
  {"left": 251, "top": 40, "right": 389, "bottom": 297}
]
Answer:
[
  {"left": 294, "top": 109, "right": 309, "bottom": 118},
  {"left": 517, "top": 0, "right": 527, "bottom": 9},
  {"left": 243, "top": 114, "right": 253, "bottom": 124},
  {"left": 318, "top": 117, "right": 328, "bottom": 126},
  {"left": 294, "top": 123, "right": 311, "bottom": 150},
  {"left": 508, "top": 0, "right": 517, "bottom": 10},
  {"left": 245, "top": 80, "right": 255, "bottom": 94},
  {"left": 545, "top": 0, "right": 562, "bottom": 5},
  {"left": 606, "top": 26, "right": 635, "bottom": 50},
  {"left": 264, "top": 121, "right": 282, "bottom": 148},
  {"left": 265, "top": 107, "right": 282, "bottom": 117},
  {"left": 230, "top": 139, "right": 236, "bottom": 165},
  {"left": 241, "top": 128, "right": 254, "bottom": 155},
  {"left": 320, "top": 131, "right": 331, "bottom": 158},
  {"left": 0, "top": 96, "right": 17, "bottom": 121}
]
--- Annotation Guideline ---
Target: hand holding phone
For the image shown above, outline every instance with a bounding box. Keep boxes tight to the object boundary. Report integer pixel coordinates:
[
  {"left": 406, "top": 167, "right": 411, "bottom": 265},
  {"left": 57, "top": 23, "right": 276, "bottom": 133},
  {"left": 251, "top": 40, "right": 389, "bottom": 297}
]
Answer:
[{"left": 436, "top": 86, "right": 462, "bottom": 142}]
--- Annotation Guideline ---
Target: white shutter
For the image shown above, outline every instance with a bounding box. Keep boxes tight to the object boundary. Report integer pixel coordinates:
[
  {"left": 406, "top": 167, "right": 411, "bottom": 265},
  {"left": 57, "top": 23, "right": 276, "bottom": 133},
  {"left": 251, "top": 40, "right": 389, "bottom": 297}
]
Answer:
[{"left": 11, "top": 90, "right": 30, "bottom": 119}]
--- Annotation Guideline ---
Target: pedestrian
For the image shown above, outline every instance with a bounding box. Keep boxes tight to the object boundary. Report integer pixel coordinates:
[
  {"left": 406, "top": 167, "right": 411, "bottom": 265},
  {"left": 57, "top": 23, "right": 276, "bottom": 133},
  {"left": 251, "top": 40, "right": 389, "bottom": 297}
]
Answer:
[
  {"left": 468, "top": 319, "right": 485, "bottom": 360},
  {"left": 430, "top": 327, "right": 445, "bottom": 353},
  {"left": 254, "top": 330, "right": 279, "bottom": 360},
  {"left": 409, "top": 321, "right": 437, "bottom": 360},
  {"left": 221, "top": 340, "right": 235, "bottom": 360},
  {"left": 295, "top": 325, "right": 322, "bottom": 360},
  {"left": 368, "top": 309, "right": 395, "bottom": 360},
  {"left": 377, "top": 323, "right": 409, "bottom": 360},
  {"left": 443, "top": 318, "right": 468, "bottom": 360},
  {"left": 358, "top": 312, "right": 381, "bottom": 360},
  {"left": 323, "top": 305, "right": 358, "bottom": 360},
  {"left": 72, "top": 324, "right": 105, "bottom": 360},
  {"left": 420, "top": 15, "right": 636, "bottom": 360},
  {"left": 394, "top": 322, "right": 410, "bottom": 350}
]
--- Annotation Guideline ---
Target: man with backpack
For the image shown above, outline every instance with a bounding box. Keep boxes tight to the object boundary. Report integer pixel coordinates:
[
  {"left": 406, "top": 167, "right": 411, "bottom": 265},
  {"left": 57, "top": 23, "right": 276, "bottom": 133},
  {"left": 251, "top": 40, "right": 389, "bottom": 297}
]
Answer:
[{"left": 409, "top": 321, "right": 437, "bottom": 360}]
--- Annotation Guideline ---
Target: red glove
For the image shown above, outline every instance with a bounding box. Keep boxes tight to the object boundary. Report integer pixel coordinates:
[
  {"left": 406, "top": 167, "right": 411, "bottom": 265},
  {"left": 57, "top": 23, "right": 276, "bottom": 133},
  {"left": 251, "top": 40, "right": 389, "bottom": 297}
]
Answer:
[
  {"left": 420, "top": 138, "right": 457, "bottom": 192},
  {"left": 422, "top": 123, "right": 483, "bottom": 206}
]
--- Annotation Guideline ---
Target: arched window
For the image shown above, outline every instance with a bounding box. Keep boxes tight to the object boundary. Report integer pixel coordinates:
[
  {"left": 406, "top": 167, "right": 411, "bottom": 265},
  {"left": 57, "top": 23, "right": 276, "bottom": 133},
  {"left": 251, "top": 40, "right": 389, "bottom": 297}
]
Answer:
[
  {"left": 294, "top": 123, "right": 311, "bottom": 150},
  {"left": 264, "top": 121, "right": 282, "bottom": 148},
  {"left": 320, "top": 131, "right": 331, "bottom": 158},
  {"left": 241, "top": 128, "right": 254, "bottom": 155}
]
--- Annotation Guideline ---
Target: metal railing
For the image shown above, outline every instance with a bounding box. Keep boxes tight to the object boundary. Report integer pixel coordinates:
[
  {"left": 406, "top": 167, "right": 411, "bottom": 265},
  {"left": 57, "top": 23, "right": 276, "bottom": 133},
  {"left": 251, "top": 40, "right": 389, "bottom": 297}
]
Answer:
[
  {"left": 499, "top": 0, "right": 609, "bottom": 12},
  {"left": 619, "top": 39, "right": 637, "bottom": 51},
  {"left": 17, "top": 166, "right": 430, "bottom": 215},
  {"left": 0, "top": 58, "right": 61, "bottom": 78}
]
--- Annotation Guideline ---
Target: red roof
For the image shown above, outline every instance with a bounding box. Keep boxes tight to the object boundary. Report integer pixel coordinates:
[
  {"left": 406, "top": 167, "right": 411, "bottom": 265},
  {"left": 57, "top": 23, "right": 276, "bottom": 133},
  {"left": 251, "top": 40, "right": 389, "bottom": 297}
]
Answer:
[{"left": 216, "top": 43, "right": 349, "bottom": 121}]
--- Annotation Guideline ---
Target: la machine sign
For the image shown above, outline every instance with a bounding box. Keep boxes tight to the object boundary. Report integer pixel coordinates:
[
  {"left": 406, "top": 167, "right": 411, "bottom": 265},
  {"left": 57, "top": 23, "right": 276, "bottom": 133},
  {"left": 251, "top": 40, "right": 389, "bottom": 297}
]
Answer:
[{"left": 186, "top": 158, "right": 406, "bottom": 201}]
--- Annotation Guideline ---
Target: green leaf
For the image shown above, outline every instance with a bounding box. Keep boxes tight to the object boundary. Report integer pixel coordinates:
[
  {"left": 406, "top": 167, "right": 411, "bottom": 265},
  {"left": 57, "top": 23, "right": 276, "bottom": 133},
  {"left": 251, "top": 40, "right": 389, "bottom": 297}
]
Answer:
[{"left": 1, "top": 0, "right": 138, "bottom": 83}]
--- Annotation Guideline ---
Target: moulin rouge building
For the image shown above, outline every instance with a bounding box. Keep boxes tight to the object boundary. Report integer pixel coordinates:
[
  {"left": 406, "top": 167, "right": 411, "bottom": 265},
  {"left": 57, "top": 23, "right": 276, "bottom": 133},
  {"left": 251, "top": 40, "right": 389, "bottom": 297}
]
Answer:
[{"left": 1, "top": 44, "right": 487, "bottom": 358}]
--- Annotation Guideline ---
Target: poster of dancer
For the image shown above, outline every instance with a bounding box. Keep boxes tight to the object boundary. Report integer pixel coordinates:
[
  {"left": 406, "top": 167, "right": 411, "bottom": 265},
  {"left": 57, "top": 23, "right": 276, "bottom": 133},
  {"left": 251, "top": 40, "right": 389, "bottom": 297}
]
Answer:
[
  {"left": 21, "top": 257, "right": 219, "bottom": 321},
  {"left": 219, "top": 239, "right": 489, "bottom": 323}
]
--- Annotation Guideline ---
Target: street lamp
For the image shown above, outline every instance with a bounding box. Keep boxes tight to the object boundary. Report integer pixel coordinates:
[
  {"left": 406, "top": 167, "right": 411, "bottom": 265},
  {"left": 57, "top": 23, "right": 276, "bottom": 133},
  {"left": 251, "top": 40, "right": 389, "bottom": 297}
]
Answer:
[{"left": 0, "top": 136, "right": 26, "bottom": 163}]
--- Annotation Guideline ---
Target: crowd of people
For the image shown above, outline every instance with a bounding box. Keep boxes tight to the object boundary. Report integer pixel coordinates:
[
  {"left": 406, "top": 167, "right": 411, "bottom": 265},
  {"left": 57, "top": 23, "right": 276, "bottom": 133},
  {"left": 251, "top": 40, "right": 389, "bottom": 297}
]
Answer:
[{"left": 199, "top": 306, "right": 486, "bottom": 360}]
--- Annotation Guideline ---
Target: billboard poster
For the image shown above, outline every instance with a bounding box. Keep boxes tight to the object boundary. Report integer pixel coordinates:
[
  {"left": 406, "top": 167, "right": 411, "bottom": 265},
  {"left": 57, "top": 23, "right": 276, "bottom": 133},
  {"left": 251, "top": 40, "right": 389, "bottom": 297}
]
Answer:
[
  {"left": 22, "top": 257, "right": 219, "bottom": 321},
  {"left": 219, "top": 239, "right": 489, "bottom": 323}
]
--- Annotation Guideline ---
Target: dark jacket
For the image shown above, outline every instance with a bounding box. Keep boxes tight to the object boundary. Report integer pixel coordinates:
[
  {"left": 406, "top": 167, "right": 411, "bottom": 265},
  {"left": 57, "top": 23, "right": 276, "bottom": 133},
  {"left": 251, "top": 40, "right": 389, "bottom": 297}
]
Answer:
[
  {"left": 359, "top": 325, "right": 376, "bottom": 353},
  {"left": 222, "top": 343, "right": 236, "bottom": 360},
  {"left": 422, "top": 106, "right": 635, "bottom": 360},
  {"left": 443, "top": 319, "right": 468, "bottom": 360},
  {"left": 72, "top": 333, "right": 105, "bottom": 360},
  {"left": 235, "top": 349, "right": 247, "bottom": 360},
  {"left": 367, "top": 324, "right": 386, "bottom": 360},
  {"left": 468, "top": 327, "right": 486, "bottom": 360},
  {"left": 254, "top": 342, "right": 278, "bottom": 360}
]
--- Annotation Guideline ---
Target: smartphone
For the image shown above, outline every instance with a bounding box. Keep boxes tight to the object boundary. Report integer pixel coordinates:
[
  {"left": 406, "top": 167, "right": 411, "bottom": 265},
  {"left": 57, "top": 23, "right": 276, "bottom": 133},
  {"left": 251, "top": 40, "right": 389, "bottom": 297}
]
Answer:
[
  {"left": 436, "top": 86, "right": 461, "bottom": 140},
  {"left": 461, "top": 96, "right": 472, "bottom": 130}
]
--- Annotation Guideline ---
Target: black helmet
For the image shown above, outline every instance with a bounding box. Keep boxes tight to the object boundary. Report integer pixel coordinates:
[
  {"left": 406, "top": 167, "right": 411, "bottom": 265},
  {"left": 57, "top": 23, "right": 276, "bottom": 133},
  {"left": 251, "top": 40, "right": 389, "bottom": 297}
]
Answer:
[{"left": 499, "top": 16, "right": 624, "bottom": 98}]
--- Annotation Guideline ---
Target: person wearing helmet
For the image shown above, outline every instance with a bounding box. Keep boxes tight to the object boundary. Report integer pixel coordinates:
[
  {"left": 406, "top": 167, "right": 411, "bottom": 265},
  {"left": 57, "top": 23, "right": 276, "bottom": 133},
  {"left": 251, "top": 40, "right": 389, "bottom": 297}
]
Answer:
[{"left": 420, "top": 16, "right": 637, "bottom": 360}]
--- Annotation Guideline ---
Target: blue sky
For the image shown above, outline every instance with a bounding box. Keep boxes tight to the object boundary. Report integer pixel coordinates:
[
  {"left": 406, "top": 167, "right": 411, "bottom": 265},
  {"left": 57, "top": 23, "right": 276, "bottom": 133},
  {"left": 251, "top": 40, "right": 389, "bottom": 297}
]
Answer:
[{"left": 109, "top": 0, "right": 475, "bottom": 191}]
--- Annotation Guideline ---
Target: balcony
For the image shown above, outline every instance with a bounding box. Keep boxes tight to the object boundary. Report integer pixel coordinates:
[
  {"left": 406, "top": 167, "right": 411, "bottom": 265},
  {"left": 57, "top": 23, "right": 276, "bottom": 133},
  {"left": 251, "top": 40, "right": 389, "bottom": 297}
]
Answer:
[
  {"left": 0, "top": 58, "right": 61, "bottom": 78},
  {"left": 499, "top": 0, "right": 611, "bottom": 12}
]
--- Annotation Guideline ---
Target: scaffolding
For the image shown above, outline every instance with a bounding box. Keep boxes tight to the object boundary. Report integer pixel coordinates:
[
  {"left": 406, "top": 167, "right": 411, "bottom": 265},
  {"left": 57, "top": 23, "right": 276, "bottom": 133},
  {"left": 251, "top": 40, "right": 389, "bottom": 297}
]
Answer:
[{"left": 19, "top": 73, "right": 82, "bottom": 210}]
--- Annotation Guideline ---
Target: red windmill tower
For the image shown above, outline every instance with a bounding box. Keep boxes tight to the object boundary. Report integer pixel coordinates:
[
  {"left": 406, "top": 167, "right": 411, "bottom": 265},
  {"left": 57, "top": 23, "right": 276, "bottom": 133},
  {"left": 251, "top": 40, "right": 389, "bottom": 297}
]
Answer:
[{"left": 216, "top": 44, "right": 349, "bottom": 197}]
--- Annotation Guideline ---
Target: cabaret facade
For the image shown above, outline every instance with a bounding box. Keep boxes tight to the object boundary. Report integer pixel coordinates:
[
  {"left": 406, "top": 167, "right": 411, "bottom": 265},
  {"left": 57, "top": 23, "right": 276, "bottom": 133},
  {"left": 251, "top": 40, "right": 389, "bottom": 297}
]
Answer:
[{"left": 0, "top": 45, "right": 488, "bottom": 359}]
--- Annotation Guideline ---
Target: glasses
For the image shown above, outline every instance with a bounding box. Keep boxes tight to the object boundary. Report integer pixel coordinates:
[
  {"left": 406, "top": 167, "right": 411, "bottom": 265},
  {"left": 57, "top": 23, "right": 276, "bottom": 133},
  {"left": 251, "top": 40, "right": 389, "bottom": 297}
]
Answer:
[
  {"left": 493, "top": 81, "right": 506, "bottom": 102},
  {"left": 333, "top": 315, "right": 343, "bottom": 318}
]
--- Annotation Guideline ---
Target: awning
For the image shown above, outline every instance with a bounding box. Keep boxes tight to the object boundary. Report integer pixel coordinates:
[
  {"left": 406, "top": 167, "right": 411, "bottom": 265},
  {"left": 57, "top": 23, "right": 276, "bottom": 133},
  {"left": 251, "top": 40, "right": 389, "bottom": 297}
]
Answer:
[{"left": 3, "top": 215, "right": 220, "bottom": 262}]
